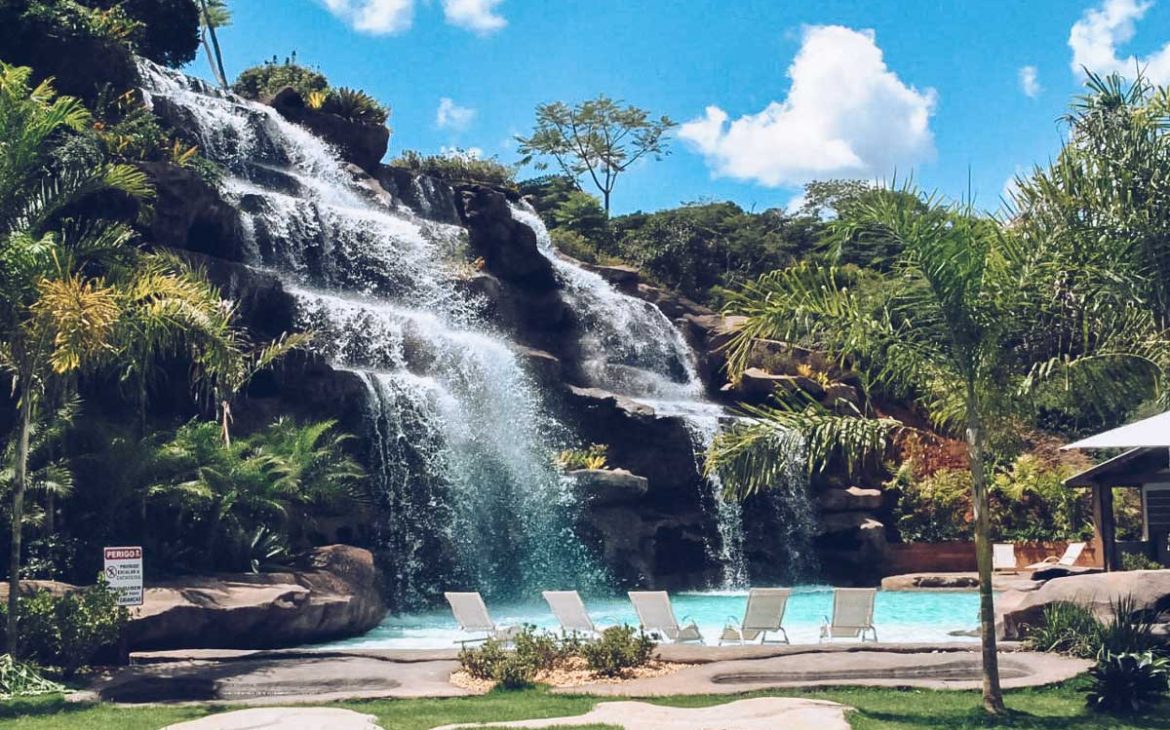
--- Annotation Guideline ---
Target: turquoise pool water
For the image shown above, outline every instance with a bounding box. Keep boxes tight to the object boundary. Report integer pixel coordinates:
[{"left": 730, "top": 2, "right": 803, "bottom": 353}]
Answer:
[{"left": 322, "top": 588, "right": 984, "bottom": 649}]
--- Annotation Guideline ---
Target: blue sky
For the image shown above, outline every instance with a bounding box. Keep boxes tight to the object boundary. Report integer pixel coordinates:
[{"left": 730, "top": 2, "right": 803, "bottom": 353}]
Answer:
[{"left": 194, "top": 0, "right": 1170, "bottom": 215}]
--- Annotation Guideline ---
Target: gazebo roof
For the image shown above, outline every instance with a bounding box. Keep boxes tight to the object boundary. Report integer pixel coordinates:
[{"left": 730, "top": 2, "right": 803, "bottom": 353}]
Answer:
[
  {"left": 1063, "top": 410, "right": 1170, "bottom": 450},
  {"left": 1063, "top": 447, "right": 1170, "bottom": 487}
]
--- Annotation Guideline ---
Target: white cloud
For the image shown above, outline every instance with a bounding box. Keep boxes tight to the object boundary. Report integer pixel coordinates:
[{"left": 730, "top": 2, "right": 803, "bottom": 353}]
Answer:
[
  {"left": 436, "top": 97, "right": 476, "bottom": 132},
  {"left": 319, "top": 0, "right": 413, "bottom": 34},
  {"left": 1069, "top": 0, "right": 1170, "bottom": 83},
  {"left": 679, "top": 25, "right": 936, "bottom": 188},
  {"left": 1019, "top": 66, "right": 1042, "bottom": 97},
  {"left": 441, "top": 0, "right": 506, "bottom": 35}
]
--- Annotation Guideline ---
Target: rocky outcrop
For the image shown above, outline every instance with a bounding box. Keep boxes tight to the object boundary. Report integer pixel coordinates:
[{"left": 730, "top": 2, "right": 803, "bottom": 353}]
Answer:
[
  {"left": 999, "top": 570, "right": 1170, "bottom": 640},
  {"left": 126, "top": 545, "right": 386, "bottom": 650},
  {"left": 566, "top": 468, "right": 649, "bottom": 506},
  {"left": 269, "top": 88, "right": 390, "bottom": 174},
  {"left": 561, "top": 386, "right": 719, "bottom": 588},
  {"left": 141, "top": 162, "right": 243, "bottom": 261},
  {"left": 579, "top": 262, "right": 640, "bottom": 293},
  {"left": 376, "top": 167, "right": 462, "bottom": 225},
  {"left": 457, "top": 185, "right": 557, "bottom": 292}
]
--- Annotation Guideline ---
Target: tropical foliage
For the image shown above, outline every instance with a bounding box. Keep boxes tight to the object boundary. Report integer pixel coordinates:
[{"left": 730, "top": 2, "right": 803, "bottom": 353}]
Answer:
[{"left": 391, "top": 149, "right": 516, "bottom": 187}]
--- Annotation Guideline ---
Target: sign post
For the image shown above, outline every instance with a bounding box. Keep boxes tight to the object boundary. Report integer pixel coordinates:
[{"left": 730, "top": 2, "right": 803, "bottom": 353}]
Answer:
[{"left": 103, "top": 546, "right": 143, "bottom": 607}]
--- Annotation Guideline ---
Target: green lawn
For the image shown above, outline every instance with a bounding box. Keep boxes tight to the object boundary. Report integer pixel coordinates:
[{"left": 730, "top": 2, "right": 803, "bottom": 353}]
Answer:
[{"left": 2, "top": 681, "right": 1168, "bottom": 729}]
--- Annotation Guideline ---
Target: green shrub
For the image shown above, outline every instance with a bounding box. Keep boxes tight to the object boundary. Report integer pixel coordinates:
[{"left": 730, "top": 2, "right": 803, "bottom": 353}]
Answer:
[
  {"left": 513, "top": 625, "right": 571, "bottom": 671},
  {"left": 1122, "top": 552, "right": 1163, "bottom": 571},
  {"left": 493, "top": 653, "right": 537, "bottom": 690},
  {"left": 1024, "top": 601, "right": 1102, "bottom": 658},
  {"left": 325, "top": 87, "right": 389, "bottom": 126},
  {"left": 0, "top": 578, "right": 129, "bottom": 677},
  {"left": 1086, "top": 651, "right": 1170, "bottom": 714},
  {"left": 1023, "top": 596, "right": 1154, "bottom": 659},
  {"left": 1100, "top": 596, "right": 1156, "bottom": 657},
  {"left": 390, "top": 150, "right": 516, "bottom": 187},
  {"left": 233, "top": 59, "right": 328, "bottom": 101},
  {"left": 580, "top": 625, "right": 655, "bottom": 677},
  {"left": 458, "top": 638, "right": 507, "bottom": 680},
  {"left": 0, "top": 654, "right": 65, "bottom": 700}
]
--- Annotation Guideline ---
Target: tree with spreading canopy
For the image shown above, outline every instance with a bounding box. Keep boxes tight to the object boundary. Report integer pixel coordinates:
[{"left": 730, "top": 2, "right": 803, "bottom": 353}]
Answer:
[{"left": 516, "top": 96, "right": 675, "bottom": 214}]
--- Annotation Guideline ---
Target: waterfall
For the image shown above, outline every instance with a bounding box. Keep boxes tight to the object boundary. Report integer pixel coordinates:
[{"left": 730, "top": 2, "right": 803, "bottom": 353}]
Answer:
[
  {"left": 510, "top": 204, "right": 756, "bottom": 588},
  {"left": 139, "top": 62, "right": 605, "bottom": 608}
]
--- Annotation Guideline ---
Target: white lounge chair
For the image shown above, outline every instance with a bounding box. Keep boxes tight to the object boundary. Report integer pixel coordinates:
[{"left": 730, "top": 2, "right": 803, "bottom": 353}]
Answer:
[
  {"left": 993, "top": 543, "right": 1018, "bottom": 572},
  {"left": 543, "top": 590, "right": 600, "bottom": 638},
  {"left": 444, "top": 592, "right": 518, "bottom": 646},
  {"left": 819, "top": 588, "right": 878, "bottom": 643},
  {"left": 1026, "top": 541, "right": 1086, "bottom": 570},
  {"left": 719, "top": 587, "right": 791, "bottom": 646},
  {"left": 628, "top": 591, "right": 704, "bottom": 644}
]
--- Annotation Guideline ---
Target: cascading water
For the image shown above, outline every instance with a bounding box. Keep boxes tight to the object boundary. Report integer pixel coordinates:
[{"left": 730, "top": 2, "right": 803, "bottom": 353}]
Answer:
[
  {"left": 138, "top": 63, "right": 606, "bottom": 608},
  {"left": 510, "top": 204, "right": 772, "bottom": 588}
]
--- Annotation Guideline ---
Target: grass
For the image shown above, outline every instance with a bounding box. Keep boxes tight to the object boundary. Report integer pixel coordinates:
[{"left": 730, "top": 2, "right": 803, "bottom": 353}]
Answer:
[{"left": 2, "top": 681, "right": 1168, "bottom": 729}]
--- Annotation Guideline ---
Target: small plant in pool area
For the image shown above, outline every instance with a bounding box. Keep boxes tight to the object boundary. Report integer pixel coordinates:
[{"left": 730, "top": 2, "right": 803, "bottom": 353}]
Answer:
[
  {"left": 1122, "top": 552, "right": 1162, "bottom": 571},
  {"left": 1023, "top": 595, "right": 1155, "bottom": 659},
  {"left": 1024, "top": 601, "right": 1102, "bottom": 658},
  {"left": 580, "top": 625, "right": 656, "bottom": 678},
  {"left": 1086, "top": 651, "right": 1170, "bottom": 714},
  {"left": 0, "top": 577, "right": 129, "bottom": 677},
  {"left": 458, "top": 638, "right": 508, "bottom": 681},
  {"left": 0, "top": 654, "right": 65, "bottom": 699},
  {"left": 553, "top": 444, "right": 609, "bottom": 471},
  {"left": 493, "top": 653, "right": 537, "bottom": 690}
]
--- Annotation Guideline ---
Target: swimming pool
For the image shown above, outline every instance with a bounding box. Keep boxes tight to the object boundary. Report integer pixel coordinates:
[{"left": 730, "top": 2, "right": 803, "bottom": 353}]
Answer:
[{"left": 321, "top": 588, "right": 984, "bottom": 649}]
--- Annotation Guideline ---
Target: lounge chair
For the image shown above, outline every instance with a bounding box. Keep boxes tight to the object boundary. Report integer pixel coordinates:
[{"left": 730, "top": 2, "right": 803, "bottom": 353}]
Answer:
[
  {"left": 819, "top": 588, "right": 878, "bottom": 643},
  {"left": 628, "top": 591, "right": 704, "bottom": 644},
  {"left": 719, "top": 587, "right": 791, "bottom": 646},
  {"left": 543, "top": 590, "right": 600, "bottom": 638},
  {"left": 1026, "top": 541, "right": 1086, "bottom": 571},
  {"left": 993, "top": 543, "right": 1018, "bottom": 572},
  {"left": 444, "top": 592, "right": 518, "bottom": 646}
]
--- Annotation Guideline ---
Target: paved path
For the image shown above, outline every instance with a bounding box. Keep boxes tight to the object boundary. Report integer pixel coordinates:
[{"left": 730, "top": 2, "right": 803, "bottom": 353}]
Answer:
[
  {"left": 96, "top": 644, "right": 1082, "bottom": 705},
  {"left": 430, "top": 698, "right": 850, "bottom": 730},
  {"left": 562, "top": 648, "right": 1090, "bottom": 697},
  {"left": 162, "top": 708, "right": 382, "bottom": 729}
]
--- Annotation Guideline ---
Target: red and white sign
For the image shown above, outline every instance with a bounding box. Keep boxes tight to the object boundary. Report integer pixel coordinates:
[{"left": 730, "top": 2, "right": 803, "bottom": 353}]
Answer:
[{"left": 103, "top": 546, "right": 143, "bottom": 606}]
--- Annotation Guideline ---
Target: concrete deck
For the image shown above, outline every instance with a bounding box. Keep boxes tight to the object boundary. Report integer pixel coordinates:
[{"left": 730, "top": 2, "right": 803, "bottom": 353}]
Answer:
[{"left": 92, "top": 642, "right": 1083, "bottom": 706}]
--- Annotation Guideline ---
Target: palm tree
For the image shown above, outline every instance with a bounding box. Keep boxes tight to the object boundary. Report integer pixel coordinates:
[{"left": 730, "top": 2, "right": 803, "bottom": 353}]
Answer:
[
  {"left": 197, "top": 0, "right": 231, "bottom": 90},
  {"left": 708, "top": 185, "right": 1168, "bottom": 714}
]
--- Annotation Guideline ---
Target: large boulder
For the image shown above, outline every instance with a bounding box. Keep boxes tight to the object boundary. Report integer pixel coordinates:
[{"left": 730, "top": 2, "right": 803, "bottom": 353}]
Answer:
[
  {"left": 269, "top": 88, "right": 389, "bottom": 174},
  {"left": 566, "top": 468, "right": 650, "bottom": 506},
  {"left": 140, "top": 162, "right": 243, "bottom": 261},
  {"left": 819, "top": 487, "right": 883, "bottom": 512},
  {"left": 1000, "top": 570, "right": 1170, "bottom": 640},
  {"left": 457, "top": 185, "right": 558, "bottom": 292},
  {"left": 125, "top": 545, "right": 386, "bottom": 650}
]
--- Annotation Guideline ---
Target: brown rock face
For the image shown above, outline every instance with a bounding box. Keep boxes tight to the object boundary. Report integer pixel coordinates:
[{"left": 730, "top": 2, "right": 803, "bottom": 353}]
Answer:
[
  {"left": 999, "top": 570, "right": 1170, "bottom": 640},
  {"left": 125, "top": 545, "right": 386, "bottom": 650}
]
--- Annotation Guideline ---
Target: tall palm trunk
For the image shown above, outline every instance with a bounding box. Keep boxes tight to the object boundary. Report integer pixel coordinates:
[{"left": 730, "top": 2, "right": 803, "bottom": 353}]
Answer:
[
  {"left": 6, "top": 393, "right": 32, "bottom": 654},
  {"left": 198, "top": 0, "right": 229, "bottom": 89},
  {"left": 966, "top": 387, "right": 1005, "bottom": 714}
]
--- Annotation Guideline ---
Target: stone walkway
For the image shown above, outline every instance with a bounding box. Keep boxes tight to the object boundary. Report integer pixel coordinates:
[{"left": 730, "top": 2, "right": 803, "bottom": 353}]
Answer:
[
  {"left": 163, "top": 708, "right": 382, "bottom": 729},
  {"left": 93, "top": 644, "right": 1087, "bottom": 705},
  {"left": 430, "top": 698, "right": 850, "bottom": 730},
  {"left": 562, "top": 648, "right": 1089, "bottom": 697}
]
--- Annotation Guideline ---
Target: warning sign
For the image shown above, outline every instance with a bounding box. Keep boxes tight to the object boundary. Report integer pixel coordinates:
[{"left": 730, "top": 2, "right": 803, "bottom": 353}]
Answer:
[{"left": 103, "top": 546, "right": 143, "bottom": 606}]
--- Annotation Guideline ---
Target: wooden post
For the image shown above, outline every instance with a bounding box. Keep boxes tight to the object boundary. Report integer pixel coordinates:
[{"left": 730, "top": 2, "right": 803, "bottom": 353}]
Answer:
[{"left": 1092, "top": 483, "right": 1118, "bottom": 571}]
